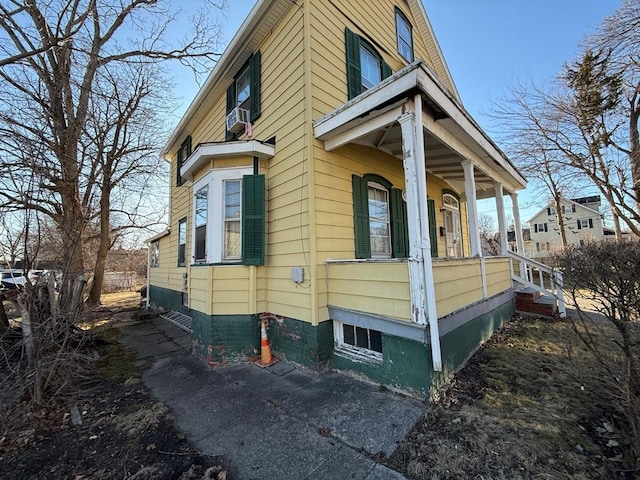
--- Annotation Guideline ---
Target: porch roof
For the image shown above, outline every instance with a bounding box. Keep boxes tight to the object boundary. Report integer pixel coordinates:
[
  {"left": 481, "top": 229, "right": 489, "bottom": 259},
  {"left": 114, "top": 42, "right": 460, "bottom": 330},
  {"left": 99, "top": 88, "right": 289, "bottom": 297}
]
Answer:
[{"left": 313, "top": 61, "right": 527, "bottom": 199}]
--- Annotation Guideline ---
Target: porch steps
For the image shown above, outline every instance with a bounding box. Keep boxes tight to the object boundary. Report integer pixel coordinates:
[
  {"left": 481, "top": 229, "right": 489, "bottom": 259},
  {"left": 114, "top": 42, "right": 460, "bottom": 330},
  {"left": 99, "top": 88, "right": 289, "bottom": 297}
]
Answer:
[
  {"left": 159, "top": 311, "right": 193, "bottom": 334},
  {"left": 514, "top": 287, "right": 557, "bottom": 318}
]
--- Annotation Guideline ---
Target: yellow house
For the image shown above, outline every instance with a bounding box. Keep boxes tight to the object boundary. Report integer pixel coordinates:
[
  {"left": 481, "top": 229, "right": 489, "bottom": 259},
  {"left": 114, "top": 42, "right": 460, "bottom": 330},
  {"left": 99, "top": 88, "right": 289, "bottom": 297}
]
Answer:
[{"left": 148, "top": 0, "right": 528, "bottom": 396}]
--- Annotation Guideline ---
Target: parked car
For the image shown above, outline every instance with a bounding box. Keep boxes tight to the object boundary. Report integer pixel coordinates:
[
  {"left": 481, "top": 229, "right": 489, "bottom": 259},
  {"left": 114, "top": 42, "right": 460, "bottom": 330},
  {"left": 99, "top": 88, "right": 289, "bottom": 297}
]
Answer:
[{"left": 1, "top": 269, "right": 28, "bottom": 290}]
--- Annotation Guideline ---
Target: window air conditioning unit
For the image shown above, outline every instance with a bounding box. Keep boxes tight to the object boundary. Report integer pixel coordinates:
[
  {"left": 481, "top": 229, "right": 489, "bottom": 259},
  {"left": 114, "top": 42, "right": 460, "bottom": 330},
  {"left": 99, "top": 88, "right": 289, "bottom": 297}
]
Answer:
[{"left": 226, "top": 107, "right": 249, "bottom": 134}]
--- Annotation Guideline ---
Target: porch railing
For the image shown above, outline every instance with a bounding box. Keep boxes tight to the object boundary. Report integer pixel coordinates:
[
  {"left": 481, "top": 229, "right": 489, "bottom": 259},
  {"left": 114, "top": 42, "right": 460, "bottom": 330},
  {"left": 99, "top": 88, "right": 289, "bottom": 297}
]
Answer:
[{"left": 507, "top": 251, "right": 566, "bottom": 318}]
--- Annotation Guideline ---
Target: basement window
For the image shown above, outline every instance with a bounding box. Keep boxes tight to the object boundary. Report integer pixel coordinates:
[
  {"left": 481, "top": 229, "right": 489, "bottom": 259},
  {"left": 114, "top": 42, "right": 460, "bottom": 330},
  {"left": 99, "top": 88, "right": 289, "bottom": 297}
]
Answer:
[{"left": 335, "top": 321, "right": 383, "bottom": 362}]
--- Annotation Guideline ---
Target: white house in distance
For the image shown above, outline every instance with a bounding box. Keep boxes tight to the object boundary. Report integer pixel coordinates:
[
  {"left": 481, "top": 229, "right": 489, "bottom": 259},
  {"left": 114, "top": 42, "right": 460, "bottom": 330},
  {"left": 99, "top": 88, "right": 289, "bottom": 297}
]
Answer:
[{"left": 528, "top": 195, "right": 604, "bottom": 258}]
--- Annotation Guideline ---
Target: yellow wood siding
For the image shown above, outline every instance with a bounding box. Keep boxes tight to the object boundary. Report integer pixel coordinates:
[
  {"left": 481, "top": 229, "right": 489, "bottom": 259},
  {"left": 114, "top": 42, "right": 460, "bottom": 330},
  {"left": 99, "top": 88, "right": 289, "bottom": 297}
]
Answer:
[
  {"left": 433, "top": 259, "right": 484, "bottom": 317},
  {"left": 309, "top": 0, "right": 438, "bottom": 118},
  {"left": 159, "top": 5, "right": 311, "bottom": 322},
  {"left": 325, "top": 261, "right": 411, "bottom": 321},
  {"left": 484, "top": 257, "right": 512, "bottom": 297}
]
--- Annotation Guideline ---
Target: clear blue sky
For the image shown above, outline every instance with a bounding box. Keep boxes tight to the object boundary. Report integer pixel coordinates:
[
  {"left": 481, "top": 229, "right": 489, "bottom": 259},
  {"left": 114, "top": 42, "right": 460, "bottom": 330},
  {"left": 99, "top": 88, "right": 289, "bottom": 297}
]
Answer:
[{"left": 172, "top": 0, "right": 622, "bottom": 223}]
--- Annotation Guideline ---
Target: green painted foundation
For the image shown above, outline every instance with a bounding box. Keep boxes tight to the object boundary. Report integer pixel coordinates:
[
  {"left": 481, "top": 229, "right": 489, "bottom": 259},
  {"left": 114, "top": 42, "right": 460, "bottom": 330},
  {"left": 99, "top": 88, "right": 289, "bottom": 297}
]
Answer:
[
  {"left": 267, "top": 316, "right": 333, "bottom": 370},
  {"left": 150, "top": 284, "right": 513, "bottom": 397},
  {"left": 332, "top": 300, "right": 514, "bottom": 397}
]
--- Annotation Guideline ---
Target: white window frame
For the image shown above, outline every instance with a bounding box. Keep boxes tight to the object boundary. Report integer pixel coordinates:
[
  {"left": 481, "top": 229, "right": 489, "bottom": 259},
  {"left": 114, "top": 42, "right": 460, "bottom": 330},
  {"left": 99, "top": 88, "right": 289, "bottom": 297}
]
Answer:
[
  {"left": 236, "top": 64, "right": 251, "bottom": 110},
  {"left": 443, "top": 193, "right": 462, "bottom": 258},
  {"left": 191, "top": 167, "right": 252, "bottom": 264},
  {"left": 367, "top": 181, "right": 391, "bottom": 258},
  {"left": 360, "top": 45, "right": 381, "bottom": 91},
  {"left": 334, "top": 321, "right": 383, "bottom": 363},
  {"left": 395, "top": 9, "right": 413, "bottom": 62},
  {"left": 579, "top": 218, "right": 591, "bottom": 229},
  {"left": 223, "top": 179, "right": 242, "bottom": 261}
]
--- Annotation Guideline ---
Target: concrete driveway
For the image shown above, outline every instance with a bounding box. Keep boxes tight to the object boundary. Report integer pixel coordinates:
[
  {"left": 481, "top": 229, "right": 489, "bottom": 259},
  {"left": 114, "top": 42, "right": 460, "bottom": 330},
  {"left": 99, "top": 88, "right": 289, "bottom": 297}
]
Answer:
[{"left": 115, "top": 314, "right": 423, "bottom": 479}]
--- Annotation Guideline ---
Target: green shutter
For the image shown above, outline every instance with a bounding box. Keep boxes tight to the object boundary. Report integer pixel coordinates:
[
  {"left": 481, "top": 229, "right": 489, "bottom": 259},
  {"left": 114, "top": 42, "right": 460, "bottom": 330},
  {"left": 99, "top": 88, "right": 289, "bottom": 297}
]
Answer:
[
  {"left": 185, "top": 135, "right": 192, "bottom": 156},
  {"left": 428, "top": 199, "right": 438, "bottom": 258},
  {"left": 250, "top": 51, "right": 261, "bottom": 122},
  {"left": 225, "top": 82, "right": 236, "bottom": 141},
  {"left": 381, "top": 61, "right": 392, "bottom": 80},
  {"left": 345, "top": 28, "right": 361, "bottom": 100},
  {"left": 242, "top": 174, "right": 265, "bottom": 265},
  {"left": 176, "top": 148, "right": 183, "bottom": 187},
  {"left": 352, "top": 175, "right": 371, "bottom": 258},
  {"left": 577, "top": 219, "right": 581, "bottom": 230},
  {"left": 391, "top": 188, "right": 408, "bottom": 258}
]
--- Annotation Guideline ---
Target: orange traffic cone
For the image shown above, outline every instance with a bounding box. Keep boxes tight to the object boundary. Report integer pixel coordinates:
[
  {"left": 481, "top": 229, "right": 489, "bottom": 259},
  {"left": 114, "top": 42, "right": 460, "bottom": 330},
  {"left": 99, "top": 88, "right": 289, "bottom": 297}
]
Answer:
[{"left": 258, "top": 318, "right": 275, "bottom": 366}]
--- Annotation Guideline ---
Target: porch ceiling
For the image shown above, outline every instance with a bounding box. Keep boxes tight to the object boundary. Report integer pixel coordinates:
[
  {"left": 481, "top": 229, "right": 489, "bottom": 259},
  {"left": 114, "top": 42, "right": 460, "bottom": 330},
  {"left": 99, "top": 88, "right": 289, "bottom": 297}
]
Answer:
[{"left": 351, "top": 122, "right": 500, "bottom": 200}]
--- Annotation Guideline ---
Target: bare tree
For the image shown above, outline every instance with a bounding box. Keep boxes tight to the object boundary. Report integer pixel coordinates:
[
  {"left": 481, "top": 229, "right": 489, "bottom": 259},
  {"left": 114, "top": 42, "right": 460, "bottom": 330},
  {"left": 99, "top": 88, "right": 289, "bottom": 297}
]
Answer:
[
  {"left": 0, "top": 0, "right": 225, "bottom": 308},
  {"left": 590, "top": 0, "right": 640, "bottom": 212}
]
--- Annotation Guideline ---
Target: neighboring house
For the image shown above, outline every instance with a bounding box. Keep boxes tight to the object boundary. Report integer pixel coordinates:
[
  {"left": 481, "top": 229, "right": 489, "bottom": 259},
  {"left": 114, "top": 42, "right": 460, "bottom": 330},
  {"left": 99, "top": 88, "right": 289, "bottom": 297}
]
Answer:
[
  {"left": 528, "top": 196, "right": 604, "bottom": 258},
  {"left": 507, "top": 228, "right": 533, "bottom": 257},
  {"left": 148, "top": 0, "right": 527, "bottom": 397}
]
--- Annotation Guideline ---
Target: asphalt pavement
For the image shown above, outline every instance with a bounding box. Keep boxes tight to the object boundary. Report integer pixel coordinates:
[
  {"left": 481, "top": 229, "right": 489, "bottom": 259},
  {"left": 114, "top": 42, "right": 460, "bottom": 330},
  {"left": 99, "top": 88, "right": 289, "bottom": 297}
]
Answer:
[{"left": 113, "top": 313, "right": 423, "bottom": 480}]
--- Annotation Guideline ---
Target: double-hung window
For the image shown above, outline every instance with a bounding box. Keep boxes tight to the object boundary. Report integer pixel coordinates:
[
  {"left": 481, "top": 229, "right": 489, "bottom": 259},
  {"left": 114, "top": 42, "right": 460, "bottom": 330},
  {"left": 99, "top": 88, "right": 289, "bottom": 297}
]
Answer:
[
  {"left": 368, "top": 182, "right": 391, "bottom": 257},
  {"left": 191, "top": 168, "right": 265, "bottom": 265},
  {"left": 178, "top": 218, "right": 187, "bottom": 267},
  {"left": 577, "top": 218, "right": 593, "bottom": 229},
  {"left": 194, "top": 186, "right": 208, "bottom": 262},
  {"left": 395, "top": 8, "right": 413, "bottom": 62},
  {"left": 224, "top": 180, "right": 242, "bottom": 260},
  {"left": 225, "top": 52, "right": 261, "bottom": 140},
  {"left": 352, "top": 174, "right": 407, "bottom": 259},
  {"left": 345, "top": 28, "right": 392, "bottom": 100}
]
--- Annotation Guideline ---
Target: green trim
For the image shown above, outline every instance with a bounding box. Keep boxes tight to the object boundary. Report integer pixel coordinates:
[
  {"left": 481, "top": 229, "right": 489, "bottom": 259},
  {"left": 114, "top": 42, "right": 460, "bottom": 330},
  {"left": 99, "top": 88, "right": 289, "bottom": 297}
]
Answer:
[
  {"left": 345, "top": 28, "right": 361, "bottom": 100},
  {"left": 225, "top": 80, "right": 236, "bottom": 141},
  {"left": 249, "top": 51, "right": 261, "bottom": 122},
  {"left": 427, "top": 199, "right": 438, "bottom": 258},
  {"left": 352, "top": 174, "right": 371, "bottom": 259},
  {"left": 345, "top": 28, "right": 391, "bottom": 100},
  {"left": 390, "top": 187, "right": 408, "bottom": 258},
  {"left": 241, "top": 174, "right": 265, "bottom": 265}
]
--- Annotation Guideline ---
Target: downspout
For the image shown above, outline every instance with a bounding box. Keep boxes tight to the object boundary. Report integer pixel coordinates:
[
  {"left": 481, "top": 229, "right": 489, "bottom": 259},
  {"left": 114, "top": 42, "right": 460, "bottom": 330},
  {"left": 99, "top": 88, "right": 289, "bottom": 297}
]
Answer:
[{"left": 414, "top": 94, "right": 442, "bottom": 372}]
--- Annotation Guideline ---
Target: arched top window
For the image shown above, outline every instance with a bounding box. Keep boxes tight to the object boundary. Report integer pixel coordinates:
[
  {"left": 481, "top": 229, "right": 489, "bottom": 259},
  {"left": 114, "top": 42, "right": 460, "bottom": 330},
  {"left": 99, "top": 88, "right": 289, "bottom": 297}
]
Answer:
[
  {"left": 443, "top": 193, "right": 460, "bottom": 210},
  {"left": 345, "top": 28, "right": 393, "bottom": 100}
]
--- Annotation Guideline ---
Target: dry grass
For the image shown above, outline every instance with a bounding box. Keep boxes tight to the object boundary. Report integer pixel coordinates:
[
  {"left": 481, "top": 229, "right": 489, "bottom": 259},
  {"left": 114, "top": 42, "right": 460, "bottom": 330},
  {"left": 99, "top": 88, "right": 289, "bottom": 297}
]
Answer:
[{"left": 389, "top": 315, "right": 624, "bottom": 479}]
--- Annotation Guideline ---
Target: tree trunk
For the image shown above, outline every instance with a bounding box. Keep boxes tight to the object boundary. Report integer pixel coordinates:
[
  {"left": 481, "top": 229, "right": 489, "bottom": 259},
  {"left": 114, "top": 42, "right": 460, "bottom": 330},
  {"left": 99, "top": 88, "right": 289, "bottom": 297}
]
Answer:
[
  {"left": 87, "top": 180, "right": 111, "bottom": 305},
  {"left": 0, "top": 298, "right": 9, "bottom": 334},
  {"left": 614, "top": 212, "right": 623, "bottom": 240},
  {"left": 555, "top": 195, "right": 568, "bottom": 247},
  {"left": 629, "top": 100, "right": 640, "bottom": 215}
]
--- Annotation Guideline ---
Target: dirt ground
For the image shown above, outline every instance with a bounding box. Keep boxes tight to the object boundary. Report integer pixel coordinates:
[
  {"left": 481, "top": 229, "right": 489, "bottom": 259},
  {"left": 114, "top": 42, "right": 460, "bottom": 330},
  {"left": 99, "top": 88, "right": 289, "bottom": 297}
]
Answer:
[
  {"left": 387, "top": 315, "right": 630, "bottom": 480},
  {"left": 0, "top": 292, "right": 633, "bottom": 479},
  {"left": 0, "top": 291, "right": 232, "bottom": 480}
]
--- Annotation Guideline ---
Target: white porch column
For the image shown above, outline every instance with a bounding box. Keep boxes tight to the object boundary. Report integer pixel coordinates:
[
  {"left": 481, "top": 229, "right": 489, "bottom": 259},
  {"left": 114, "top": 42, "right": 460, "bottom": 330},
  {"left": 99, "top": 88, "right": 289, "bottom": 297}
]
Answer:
[
  {"left": 399, "top": 95, "right": 442, "bottom": 372},
  {"left": 398, "top": 112, "right": 427, "bottom": 328},
  {"left": 511, "top": 193, "right": 525, "bottom": 255},
  {"left": 462, "top": 160, "right": 482, "bottom": 257},
  {"left": 494, "top": 183, "right": 508, "bottom": 255}
]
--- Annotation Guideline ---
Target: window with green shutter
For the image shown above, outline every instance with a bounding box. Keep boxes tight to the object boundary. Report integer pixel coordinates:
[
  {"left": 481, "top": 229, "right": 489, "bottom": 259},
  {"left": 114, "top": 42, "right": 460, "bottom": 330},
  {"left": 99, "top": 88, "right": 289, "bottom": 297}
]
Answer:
[
  {"left": 352, "top": 174, "right": 408, "bottom": 259},
  {"left": 345, "top": 28, "right": 393, "bottom": 100},
  {"left": 226, "top": 52, "right": 262, "bottom": 141},
  {"left": 242, "top": 174, "right": 265, "bottom": 265},
  {"left": 176, "top": 135, "right": 192, "bottom": 186}
]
